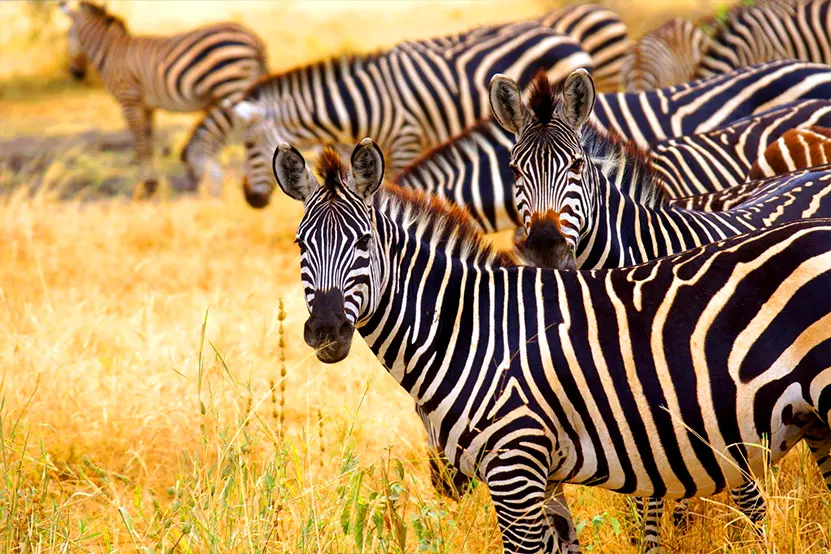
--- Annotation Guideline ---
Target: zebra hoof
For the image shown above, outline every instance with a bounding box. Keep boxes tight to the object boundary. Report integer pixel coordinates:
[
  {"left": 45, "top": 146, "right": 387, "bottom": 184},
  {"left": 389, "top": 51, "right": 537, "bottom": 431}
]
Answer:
[{"left": 144, "top": 179, "right": 159, "bottom": 197}]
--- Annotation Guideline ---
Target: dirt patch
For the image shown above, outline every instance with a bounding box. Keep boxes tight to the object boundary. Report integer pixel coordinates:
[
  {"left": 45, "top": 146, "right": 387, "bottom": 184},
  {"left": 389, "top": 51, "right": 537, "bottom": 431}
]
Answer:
[{"left": 0, "top": 127, "right": 198, "bottom": 200}]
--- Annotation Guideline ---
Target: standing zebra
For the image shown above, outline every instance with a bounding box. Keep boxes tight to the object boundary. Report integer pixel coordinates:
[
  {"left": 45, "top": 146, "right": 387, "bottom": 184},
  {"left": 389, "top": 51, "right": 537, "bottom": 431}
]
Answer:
[
  {"left": 396, "top": 98, "right": 831, "bottom": 235},
  {"left": 748, "top": 125, "right": 831, "bottom": 179},
  {"left": 274, "top": 140, "right": 831, "bottom": 554},
  {"left": 620, "top": 18, "right": 707, "bottom": 91},
  {"left": 623, "top": 0, "right": 831, "bottom": 91},
  {"left": 59, "top": 1, "right": 267, "bottom": 197},
  {"left": 232, "top": 21, "right": 591, "bottom": 208},
  {"left": 593, "top": 60, "right": 831, "bottom": 149},
  {"left": 489, "top": 69, "right": 831, "bottom": 548}
]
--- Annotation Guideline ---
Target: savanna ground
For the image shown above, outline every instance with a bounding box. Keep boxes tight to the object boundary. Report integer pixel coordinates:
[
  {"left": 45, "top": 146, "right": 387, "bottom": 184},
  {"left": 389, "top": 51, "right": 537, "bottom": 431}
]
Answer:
[{"left": 1, "top": 1, "right": 830, "bottom": 552}]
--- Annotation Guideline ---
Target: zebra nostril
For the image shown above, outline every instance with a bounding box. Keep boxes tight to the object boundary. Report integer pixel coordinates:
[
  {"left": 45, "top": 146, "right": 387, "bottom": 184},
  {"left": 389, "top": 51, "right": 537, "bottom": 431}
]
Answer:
[{"left": 338, "top": 321, "right": 353, "bottom": 341}]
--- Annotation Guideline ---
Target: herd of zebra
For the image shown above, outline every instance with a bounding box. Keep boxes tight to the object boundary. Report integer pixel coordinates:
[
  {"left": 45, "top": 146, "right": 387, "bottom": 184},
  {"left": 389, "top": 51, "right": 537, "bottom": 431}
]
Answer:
[{"left": 55, "top": 1, "right": 831, "bottom": 553}]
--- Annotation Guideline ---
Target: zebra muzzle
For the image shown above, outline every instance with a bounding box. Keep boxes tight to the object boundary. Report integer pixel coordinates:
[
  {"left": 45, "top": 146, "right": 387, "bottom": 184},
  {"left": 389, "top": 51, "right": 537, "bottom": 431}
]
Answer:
[
  {"left": 304, "top": 289, "right": 355, "bottom": 363},
  {"left": 523, "top": 211, "right": 577, "bottom": 270}
]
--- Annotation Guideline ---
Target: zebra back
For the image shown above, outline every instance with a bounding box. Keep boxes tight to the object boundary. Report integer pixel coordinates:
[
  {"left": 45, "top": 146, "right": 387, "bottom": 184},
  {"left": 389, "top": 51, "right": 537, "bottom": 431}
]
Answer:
[
  {"left": 698, "top": 0, "right": 831, "bottom": 78},
  {"left": 538, "top": 3, "right": 631, "bottom": 92}
]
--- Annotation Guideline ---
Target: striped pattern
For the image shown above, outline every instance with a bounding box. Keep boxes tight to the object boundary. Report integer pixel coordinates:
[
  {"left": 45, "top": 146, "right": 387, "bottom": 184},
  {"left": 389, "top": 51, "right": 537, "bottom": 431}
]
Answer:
[
  {"left": 278, "top": 143, "right": 831, "bottom": 554},
  {"left": 592, "top": 60, "right": 831, "bottom": 149},
  {"left": 699, "top": 0, "right": 831, "bottom": 78},
  {"left": 538, "top": 3, "right": 631, "bottom": 92},
  {"left": 621, "top": 18, "right": 707, "bottom": 91},
  {"left": 651, "top": 99, "right": 831, "bottom": 197},
  {"left": 234, "top": 20, "right": 592, "bottom": 207},
  {"left": 60, "top": 1, "right": 267, "bottom": 195},
  {"left": 749, "top": 125, "right": 831, "bottom": 179}
]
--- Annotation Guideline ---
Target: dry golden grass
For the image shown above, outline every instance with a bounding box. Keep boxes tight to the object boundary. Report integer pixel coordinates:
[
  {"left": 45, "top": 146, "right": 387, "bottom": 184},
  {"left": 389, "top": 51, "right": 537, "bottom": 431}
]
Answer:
[{"left": 1, "top": 1, "right": 830, "bottom": 552}]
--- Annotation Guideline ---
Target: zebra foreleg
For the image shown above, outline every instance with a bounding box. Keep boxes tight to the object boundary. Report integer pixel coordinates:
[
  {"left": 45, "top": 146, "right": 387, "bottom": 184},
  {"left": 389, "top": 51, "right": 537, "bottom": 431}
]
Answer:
[
  {"left": 543, "top": 482, "right": 581, "bottom": 554},
  {"left": 633, "top": 496, "right": 663, "bottom": 554},
  {"left": 121, "top": 101, "right": 158, "bottom": 199},
  {"left": 804, "top": 422, "right": 831, "bottom": 492},
  {"left": 729, "top": 479, "right": 766, "bottom": 539}
]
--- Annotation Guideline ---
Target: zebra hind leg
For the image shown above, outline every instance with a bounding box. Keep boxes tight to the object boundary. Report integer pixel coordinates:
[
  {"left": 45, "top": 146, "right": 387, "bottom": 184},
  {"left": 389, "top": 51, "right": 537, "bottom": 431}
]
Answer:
[
  {"left": 632, "top": 496, "right": 663, "bottom": 554},
  {"left": 121, "top": 101, "right": 158, "bottom": 200}
]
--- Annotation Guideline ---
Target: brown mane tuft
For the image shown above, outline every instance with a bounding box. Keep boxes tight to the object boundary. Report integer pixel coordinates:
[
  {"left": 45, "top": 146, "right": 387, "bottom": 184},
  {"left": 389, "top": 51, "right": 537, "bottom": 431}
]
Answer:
[
  {"left": 528, "top": 70, "right": 559, "bottom": 124},
  {"left": 316, "top": 146, "right": 346, "bottom": 190}
]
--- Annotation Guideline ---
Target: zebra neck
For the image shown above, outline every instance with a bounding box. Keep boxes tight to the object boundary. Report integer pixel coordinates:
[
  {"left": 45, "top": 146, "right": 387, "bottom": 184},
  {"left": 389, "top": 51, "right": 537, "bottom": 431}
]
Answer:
[
  {"left": 80, "top": 21, "right": 128, "bottom": 75},
  {"left": 357, "top": 214, "right": 477, "bottom": 409}
]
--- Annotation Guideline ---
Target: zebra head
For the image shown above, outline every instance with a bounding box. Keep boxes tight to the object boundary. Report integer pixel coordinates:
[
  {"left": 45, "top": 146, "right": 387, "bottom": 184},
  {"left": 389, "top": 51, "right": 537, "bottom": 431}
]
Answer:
[
  {"left": 489, "top": 69, "right": 595, "bottom": 270},
  {"left": 59, "top": 2, "right": 127, "bottom": 81},
  {"left": 273, "top": 139, "right": 384, "bottom": 364}
]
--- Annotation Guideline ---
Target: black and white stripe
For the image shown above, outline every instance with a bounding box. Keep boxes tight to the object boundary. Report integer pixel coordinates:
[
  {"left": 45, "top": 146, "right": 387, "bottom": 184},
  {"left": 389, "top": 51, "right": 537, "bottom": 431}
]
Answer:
[
  {"left": 59, "top": 1, "right": 267, "bottom": 195},
  {"left": 232, "top": 20, "right": 594, "bottom": 207},
  {"left": 276, "top": 140, "right": 831, "bottom": 554},
  {"left": 621, "top": 17, "right": 707, "bottom": 91}
]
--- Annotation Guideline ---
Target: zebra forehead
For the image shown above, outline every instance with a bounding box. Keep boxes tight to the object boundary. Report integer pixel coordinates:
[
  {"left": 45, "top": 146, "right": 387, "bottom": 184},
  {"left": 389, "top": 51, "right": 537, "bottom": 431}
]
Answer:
[{"left": 514, "top": 121, "right": 582, "bottom": 160}]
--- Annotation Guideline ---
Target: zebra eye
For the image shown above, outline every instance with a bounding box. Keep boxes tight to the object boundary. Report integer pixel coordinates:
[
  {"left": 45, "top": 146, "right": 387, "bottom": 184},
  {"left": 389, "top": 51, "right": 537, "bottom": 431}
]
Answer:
[
  {"left": 244, "top": 140, "right": 255, "bottom": 149},
  {"left": 294, "top": 237, "right": 306, "bottom": 250},
  {"left": 570, "top": 159, "right": 584, "bottom": 173},
  {"left": 510, "top": 164, "right": 522, "bottom": 181},
  {"left": 356, "top": 234, "right": 372, "bottom": 249}
]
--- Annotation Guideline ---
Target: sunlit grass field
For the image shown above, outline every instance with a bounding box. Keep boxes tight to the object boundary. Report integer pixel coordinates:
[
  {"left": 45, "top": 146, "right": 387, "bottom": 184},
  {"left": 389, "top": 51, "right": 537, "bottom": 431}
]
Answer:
[{"left": 1, "top": 1, "right": 830, "bottom": 552}]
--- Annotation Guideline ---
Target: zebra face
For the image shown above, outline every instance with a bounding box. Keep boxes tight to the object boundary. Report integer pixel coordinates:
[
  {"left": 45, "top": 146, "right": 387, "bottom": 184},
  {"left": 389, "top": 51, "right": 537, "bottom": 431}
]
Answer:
[
  {"left": 60, "top": 3, "right": 88, "bottom": 80},
  {"left": 490, "top": 70, "right": 596, "bottom": 269},
  {"left": 273, "top": 139, "right": 385, "bottom": 364},
  {"left": 234, "top": 101, "right": 285, "bottom": 208}
]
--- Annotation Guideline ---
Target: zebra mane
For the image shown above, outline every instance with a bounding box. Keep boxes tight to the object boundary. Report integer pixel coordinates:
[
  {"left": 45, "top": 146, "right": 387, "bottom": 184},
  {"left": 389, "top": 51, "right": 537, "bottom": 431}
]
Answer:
[
  {"left": 580, "top": 123, "right": 669, "bottom": 208},
  {"left": 377, "top": 185, "right": 516, "bottom": 268},
  {"left": 80, "top": 2, "right": 128, "bottom": 31},
  {"left": 528, "top": 70, "right": 559, "bottom": 125},
  {"left": 316, "top": 147, "right": 347, "bottom": 192}
]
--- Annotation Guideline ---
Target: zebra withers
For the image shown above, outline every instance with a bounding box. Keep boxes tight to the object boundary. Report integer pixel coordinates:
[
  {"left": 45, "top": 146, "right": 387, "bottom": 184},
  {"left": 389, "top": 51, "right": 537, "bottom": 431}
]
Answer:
[
  {"left": 274, "top": 139, "right": 831, "bottom": 554},
  {"left": 231, "top": 21, "right": 592, "bottom": 208},
  {"left": 59, "top": 1, "right": 267, "bottom": 197}
]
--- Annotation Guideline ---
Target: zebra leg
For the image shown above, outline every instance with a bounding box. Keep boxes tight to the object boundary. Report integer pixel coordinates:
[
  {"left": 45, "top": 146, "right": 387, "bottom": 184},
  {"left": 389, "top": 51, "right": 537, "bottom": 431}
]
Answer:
[
  {"left": 633, "top": 496, "right": 663, "bottom": 554},
  {"left": 416, "top": 406, "right": 474, "bottom": 499},
  {"left": 729, "top": 479, "right": 766, "bottom": 538},
  {"left": 804, "top": 422, "right": 831, "bottom": 491},
  {"left": 543, "top": 482, "right": 581, "bottom": 553},
  {"left": 142, "top": 107, "right": 158, "bottom": 196},
  {"left": 181, "top": 103, "right": 234, "bottom": 194},
  {"left": 120, "top": 101, "right": 157, "bottom": 199},
  {"left": 671, "top": 498, "right": 691, "bottom": 529}
]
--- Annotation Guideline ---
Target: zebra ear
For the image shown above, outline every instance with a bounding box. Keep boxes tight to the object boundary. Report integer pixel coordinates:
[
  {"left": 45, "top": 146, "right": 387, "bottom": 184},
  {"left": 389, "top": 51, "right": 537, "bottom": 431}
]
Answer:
[
  {"left": 560, "top": 68, "right": 595, "bottom": 130},
  {"left": 233, "top": 100, "right": 267, "bottom": 124},
  {"left": 273, "top": 143, "right": 317, "bottom": 202},
  {"left": 350, "top": 138, "right": 385, "bottom": 202},
  {"left": 489, "top": 74, "right": 524, "bottom": 134}
]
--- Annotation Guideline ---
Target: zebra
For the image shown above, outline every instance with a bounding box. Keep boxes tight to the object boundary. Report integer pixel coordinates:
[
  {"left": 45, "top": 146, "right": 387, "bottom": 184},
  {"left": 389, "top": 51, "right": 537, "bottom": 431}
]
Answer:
[
  {"left": 273, "top": 139, "right": 831, "bottom": 554},
  {"left": 748, "top": 125, "right": 831, "bottom": 179},
  {"left": 395, "top": 98, "right": 831, "bottom": 237},
  {"left": 536, "top": 3, "right": 631, "bottom": 93},
  {"left": 231, "top": 20, "right": 592, "bottom": 208},
  {"left": 650, "top": 99, "right": 831, "bottom": 196},
  {"left": 592, "top": 60, "right": 831, "bottom": 149},
  {"left": 488, "top": 68, "right": 831, "bottom": 547},
  {"left": 620, "top": 17, "right": 707, "bottom": 91},
  {"left": 698, "top": 0, "right": 831, "bottom": 79},
  {"left": 59, "top": 1, "right": 268, "bottom": 197},
  {"left": 622, "top": 1, "right": 831, "bottom": 91}
]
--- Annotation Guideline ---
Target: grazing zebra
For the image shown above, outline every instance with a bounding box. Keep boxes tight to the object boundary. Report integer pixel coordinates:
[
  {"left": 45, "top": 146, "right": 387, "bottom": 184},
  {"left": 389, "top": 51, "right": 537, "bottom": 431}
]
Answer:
[
  {"left": 651, "top": 99, "right": 831, "bottom": 196},
  {"left": 274, "top": 139, "right": 831, "bottom": 554},
  {"left": 230, "top": 21, "right": 594, "bottom": 208},
  {"left": 593, "top": 60, "right": 831, "bottom": 149},
  {"left": 620, "top": 18, "right": 707, "bottom": 91},
  {"left": 698, "top": 0, "right": 831, "bottom": 79},
  {"left": 489, "top": 68, "right": 831, "bottom": 546},
  {"left": 748, "top": 125, "right": 831, "bottom": 179},
  {"left": 59, "top": 1, "right": 267, "bottom": 197},
  {"left": 537, "top": 3, "right": 631, "bottom": 92}
]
